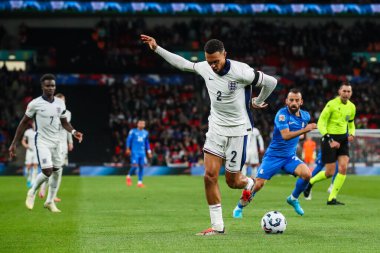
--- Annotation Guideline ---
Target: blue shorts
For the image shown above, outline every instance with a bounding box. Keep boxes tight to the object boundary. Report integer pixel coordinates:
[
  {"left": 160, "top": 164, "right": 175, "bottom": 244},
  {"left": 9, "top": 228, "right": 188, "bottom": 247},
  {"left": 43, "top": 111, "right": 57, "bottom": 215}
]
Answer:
[
  {"left": 257, "top": 154, "right": 304, "bottom": 180},
  {"left": 131, "top": 154, "right": 146, "bottom": 167}
]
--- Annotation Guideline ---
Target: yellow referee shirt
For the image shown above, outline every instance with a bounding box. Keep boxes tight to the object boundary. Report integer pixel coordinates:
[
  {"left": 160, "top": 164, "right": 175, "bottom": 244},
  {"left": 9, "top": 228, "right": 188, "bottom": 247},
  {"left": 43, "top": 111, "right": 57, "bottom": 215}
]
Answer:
[{"left": 317, "top": 97, "right": 356, "bottom": 136}]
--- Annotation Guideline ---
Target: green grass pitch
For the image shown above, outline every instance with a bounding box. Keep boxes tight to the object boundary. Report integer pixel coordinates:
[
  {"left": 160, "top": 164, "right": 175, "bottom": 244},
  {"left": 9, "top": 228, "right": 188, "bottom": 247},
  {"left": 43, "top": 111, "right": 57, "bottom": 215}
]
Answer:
[{"left": 1, "top": 175, "right": 379, "bottom": 253}]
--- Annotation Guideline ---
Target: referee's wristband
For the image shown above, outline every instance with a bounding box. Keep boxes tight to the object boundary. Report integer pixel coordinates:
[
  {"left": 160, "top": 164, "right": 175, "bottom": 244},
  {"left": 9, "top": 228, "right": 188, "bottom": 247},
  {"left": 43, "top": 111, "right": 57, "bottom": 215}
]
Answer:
[
  {"left": 324, "top": 134, "right": 334, "bottom": 143},
  {"left": 71, "top": 129, "right": 77, "bottom": 135}
]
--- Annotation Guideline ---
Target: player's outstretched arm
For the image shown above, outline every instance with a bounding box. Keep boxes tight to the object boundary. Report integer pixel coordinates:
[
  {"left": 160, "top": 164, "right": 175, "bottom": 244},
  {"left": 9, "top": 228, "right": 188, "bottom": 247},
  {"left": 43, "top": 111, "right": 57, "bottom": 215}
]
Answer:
[
  {"left": 60, "top": 118, "right": 83, "bottom": 143},
  {"left": 140, "top": 34, "right": 195, "bottom": 72},
  {"left": 9, "top": 115, "right": 31, "bottom": 159}
]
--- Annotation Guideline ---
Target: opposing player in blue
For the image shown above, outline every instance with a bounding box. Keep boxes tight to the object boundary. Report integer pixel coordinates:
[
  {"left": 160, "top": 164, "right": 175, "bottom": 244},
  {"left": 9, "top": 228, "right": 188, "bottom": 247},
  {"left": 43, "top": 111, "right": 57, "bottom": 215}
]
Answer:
[
  {"left": 303, "top": 151, "right": 338, "bottom": 200},
  {"left": 233, "top": 88, "right": 317, "bottom": 218},
  {"left": 125, "top": 120, "right": 152, "bottom": 188}
]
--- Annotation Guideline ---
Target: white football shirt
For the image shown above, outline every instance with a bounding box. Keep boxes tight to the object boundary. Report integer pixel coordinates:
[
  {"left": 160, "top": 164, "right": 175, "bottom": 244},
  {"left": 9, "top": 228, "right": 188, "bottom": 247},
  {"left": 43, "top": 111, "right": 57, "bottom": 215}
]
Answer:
[
  {"left": 193, "top": 60, "right": 258, "bottom": 136},
  {"left": 155, "top": 46, "right": 275, "bottom": 137},
  {"left": 23, "top": 128, "right": 36, "bottom": 151},
  {"left": 25, "top": 96, "right": 67, "bottom": 145}
]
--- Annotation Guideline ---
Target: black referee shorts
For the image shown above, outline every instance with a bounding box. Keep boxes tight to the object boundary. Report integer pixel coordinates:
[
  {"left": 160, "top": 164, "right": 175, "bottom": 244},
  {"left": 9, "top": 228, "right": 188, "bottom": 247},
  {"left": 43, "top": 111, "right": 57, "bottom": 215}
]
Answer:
[{"left": 321, "top": 134, "right": 349, "bottom": 164}]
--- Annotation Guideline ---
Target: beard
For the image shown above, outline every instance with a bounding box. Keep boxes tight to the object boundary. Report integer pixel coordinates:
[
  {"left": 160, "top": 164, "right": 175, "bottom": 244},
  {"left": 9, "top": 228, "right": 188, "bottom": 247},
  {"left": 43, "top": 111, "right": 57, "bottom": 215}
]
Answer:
[{"left": 289, "top": 106, "right": 299, "bottom": 114}]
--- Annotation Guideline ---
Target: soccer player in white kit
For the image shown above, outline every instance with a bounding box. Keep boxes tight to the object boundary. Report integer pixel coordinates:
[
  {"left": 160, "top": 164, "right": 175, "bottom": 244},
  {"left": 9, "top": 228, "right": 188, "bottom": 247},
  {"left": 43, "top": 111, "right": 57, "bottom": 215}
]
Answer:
[
  {"left": 242, "top": 127, "right": 264, "bottom": 177},
  {"left": 22, "top": 123, "right": 38, "bottom": 187},
  {"left": 141, "top": 34, "right": 277, "bottom": 235},
  {"left": 8, "top": 74, "right": 83, "bottom": 212},
  {"left": 39, "top": 93, "right": 73, "bottom": 202}
]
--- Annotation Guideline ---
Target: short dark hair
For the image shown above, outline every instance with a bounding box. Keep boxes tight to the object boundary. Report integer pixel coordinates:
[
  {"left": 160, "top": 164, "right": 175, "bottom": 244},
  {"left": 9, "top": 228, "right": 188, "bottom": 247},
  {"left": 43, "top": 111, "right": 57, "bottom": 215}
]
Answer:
[
  {"left": 339, "top": 82, "right": 351, "bottom": 89},
  {"left": 289, "top": 88, "right": 301, "bottom": 95},
  {"left": 40, "top": 73, "right": 56, "bottom": 83},
  {"left": 204, "top": 39, "right": 225, "bottom": 54}
]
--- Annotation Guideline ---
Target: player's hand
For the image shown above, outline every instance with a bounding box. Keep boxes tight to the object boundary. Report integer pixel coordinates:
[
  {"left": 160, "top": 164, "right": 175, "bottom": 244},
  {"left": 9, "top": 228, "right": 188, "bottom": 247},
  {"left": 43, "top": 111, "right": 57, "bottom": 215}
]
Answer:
[
  {"left": 348, "top": 135, "right": 354, "bottom": 142},
  {"left": 305, "top": 123, "right": 317, "bottom": 132},
  {"left": 140, "top": 34, "right": 158, "bottom": 51},
  {"left": 8, "top": 144, "right": 16, "bottom": 159},
  {"left": 259, "top": 149, "right": 265, "bottom": 155},
  {"left": 125, "top": 149, "right": 131, "bottom": 156},
  {"left": 147, "top": 152, "right": 153, "bottom": 159},
  {"left": 251, "top": 97, "right": 268, "bottom": 109},
  {"left": 73, "top": 131, "right": 83, "bottom": 143},
  {"left": 68, "top": 143, "right": 74, "bottom": 152},
  {"left": 329, "top": 140, "right": 340, "bottom": 149}
]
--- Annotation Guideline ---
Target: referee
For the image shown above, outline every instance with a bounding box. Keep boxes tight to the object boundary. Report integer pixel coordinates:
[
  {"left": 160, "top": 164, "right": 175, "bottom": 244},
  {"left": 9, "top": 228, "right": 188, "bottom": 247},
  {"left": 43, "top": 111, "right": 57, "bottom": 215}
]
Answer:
[{"left": 305, "top": 82, "right": 356, "bottom": 205}]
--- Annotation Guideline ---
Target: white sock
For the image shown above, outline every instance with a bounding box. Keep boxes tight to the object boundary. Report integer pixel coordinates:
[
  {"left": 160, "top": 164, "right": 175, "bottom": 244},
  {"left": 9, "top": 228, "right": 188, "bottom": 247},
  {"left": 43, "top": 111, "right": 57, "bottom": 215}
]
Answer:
[
  {"left": 241, "top": 164, "right": 248, "bottom": 176},
  {"left": 30, "top": 173, "right": 48, "bottom": 195},
  {"left": 55, "top": 168, "right": 63, "bottom": 197},
  {"left": 32, "top": 167, "right": 38, "bottom": 185},
  {"left": 209, "top": 204, "right": 224, "bottom": 231},
  {"left": 138, "top": 180, "right": 142, "bottom": 184},
  {"left": 290, "top": 194, "right": 297, "bottom": 201},
  {"left": 244, "top": 177, "right": 254, "bottom": 191},
  {"left": 40, "top": 181, "right": 47, "bottom": 193},
  {"left": 46, "top": 169, "right": 61, "bottom": 204}
]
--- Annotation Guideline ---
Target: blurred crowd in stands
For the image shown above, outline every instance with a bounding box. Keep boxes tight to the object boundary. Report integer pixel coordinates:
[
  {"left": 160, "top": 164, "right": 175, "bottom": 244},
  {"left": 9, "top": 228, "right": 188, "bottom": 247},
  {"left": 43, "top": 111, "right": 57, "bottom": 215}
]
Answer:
[
  {"left": 0, "top": 67, "right": 34, "bottom": 162},
  {"left": 1, "top": 18, "right": 380, "bottom": 166}
]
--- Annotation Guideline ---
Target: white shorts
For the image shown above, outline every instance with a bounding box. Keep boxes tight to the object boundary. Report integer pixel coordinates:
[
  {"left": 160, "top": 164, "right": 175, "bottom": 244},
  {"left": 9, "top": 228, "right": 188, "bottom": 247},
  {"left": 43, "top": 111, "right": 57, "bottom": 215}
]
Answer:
[
  {"left": 203, "top": 131, "right": 248, "bottom": 173},
  {"left": 245, "top": 150, "right": 259, "bottom": 165},
  {"left": 25, "top": 149, "right": 38, "bottom": 165},
  {"left": 36, "top": 139, "right": 64, "bottom": 169}
]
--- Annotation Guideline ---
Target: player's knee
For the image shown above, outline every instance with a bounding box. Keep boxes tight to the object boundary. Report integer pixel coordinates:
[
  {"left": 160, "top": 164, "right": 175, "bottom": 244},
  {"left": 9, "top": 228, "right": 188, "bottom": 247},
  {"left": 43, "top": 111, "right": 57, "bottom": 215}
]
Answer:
[
  {"left": 204, "top": 170, "right": 218, "bottom": 185},
  {"left": 302, "top": 170, "right": 311, "bottom": 181},
  {"left": 42, "top": 169, "right": 53, "bottom": 177}
]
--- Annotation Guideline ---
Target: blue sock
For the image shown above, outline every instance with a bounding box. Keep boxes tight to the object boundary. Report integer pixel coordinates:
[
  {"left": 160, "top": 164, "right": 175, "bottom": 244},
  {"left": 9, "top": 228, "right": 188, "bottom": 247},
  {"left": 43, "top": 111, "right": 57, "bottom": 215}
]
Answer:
[
  {"left": 291, "top": 177, "right": 309, "bottom": 199},
  {"left": 138, "top": 165, "right": 144, "bottom": 182},
  {"left": 128, "top": 166, "right": 137, "bottom": 176}
]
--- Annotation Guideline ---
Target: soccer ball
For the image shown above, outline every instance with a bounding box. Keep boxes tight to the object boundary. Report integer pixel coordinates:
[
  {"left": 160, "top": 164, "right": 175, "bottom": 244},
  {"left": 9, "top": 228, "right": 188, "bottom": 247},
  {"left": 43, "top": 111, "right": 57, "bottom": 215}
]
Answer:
[{"left": 261, "top": 211, "right": 287, "bottom": 234}]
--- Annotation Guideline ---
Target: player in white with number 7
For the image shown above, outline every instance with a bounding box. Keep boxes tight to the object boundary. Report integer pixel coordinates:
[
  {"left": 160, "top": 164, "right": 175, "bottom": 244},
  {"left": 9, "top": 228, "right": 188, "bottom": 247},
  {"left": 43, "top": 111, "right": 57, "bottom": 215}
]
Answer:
[
  {"left": 141, "top": 34, "right": 277, "bottom": 235},
  {"left": 8, "top": 74, "right": 83, "bottom": 213}
]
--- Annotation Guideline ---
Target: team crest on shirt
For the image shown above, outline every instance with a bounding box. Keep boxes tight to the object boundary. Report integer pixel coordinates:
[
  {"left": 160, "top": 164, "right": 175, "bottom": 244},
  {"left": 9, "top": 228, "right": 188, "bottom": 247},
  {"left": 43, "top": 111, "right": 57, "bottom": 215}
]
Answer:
[
  {"left": 279, "top": 115, "right": 285, "bottom": 121},
  {"left": 228, "top": 81, "right": 238, "bottom": 91},
  {"left": 42, "top": 159, "right": 47, "bottom": 164},
  {"left": 56, "top": 107, "right": 61, "bottom": 114}
]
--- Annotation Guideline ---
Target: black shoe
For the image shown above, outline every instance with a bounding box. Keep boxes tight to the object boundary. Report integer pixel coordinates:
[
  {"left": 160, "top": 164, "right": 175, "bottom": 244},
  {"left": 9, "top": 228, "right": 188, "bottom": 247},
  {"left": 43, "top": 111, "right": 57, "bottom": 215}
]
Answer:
[
  {"left": 327, "top": 199, "right": 345, "bottom": 205},
  {"left": 303, "top": 183, "right": 313, "bottom": 198}
]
